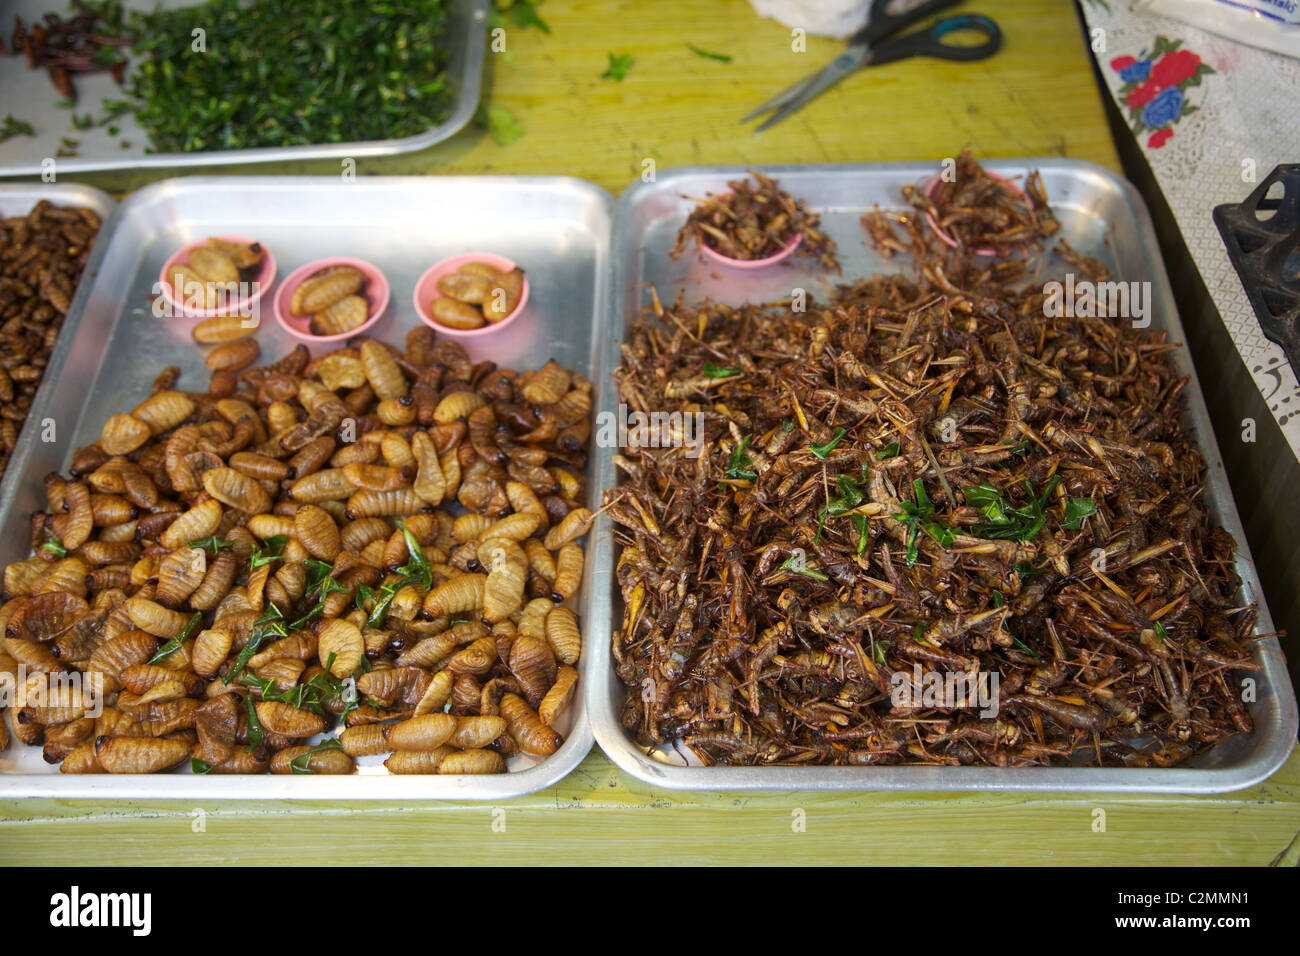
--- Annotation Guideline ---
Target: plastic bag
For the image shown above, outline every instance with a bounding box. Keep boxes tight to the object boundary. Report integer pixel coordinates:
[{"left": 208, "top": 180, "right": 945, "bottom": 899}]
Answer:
[{"left": 1137, "top": 0, "right": 1300, "bottom": 58}]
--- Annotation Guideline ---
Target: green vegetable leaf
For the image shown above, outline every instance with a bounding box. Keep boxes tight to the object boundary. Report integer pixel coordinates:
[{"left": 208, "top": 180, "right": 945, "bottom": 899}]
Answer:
[
  {"left": 42, "top": 535, "right": 68, "bottom": 558},
  {"left": 0, "top": 115, "right": 36, "bottom": 143},
  {"left": 702, "top": 361, "right": 742, "bottom": 378},
  {"left": 810, "top": 427, "right": 847, "bottom": 460},
  {"left": 509, "top": 1, "right": 551, "bottom": 33},
  {"left": 249, "top": 534, "right": 288, "bottom": 570},
  {"left": 875, "top": 442, "right": 901, "bottom": 459},
  {"left": 189, "top": 535, "right": 233, "bottom": 555},
  {"left": 147, "top": 612, "right": 202, "bottom": 665},
  {"left": 1153, "top": 620, "right": 1169, "bottom": 641},
  {"left": 723, "top": 435, "right": 757, "bottom": 483},
  {"left": 1063, "top": 497, "right": 1097, "bottom": 530},
  {"left": 224, "top": 604, "right": 287, "bottom": 684},
  {"left": 289, "top": 738, "right": 344, "bottom": 774},
  {"left": 601, "top": 52, "right": 633, "bottom": 81},
  {"left": 483, "top": 105, "right": 524, "bottom": 146},
  {"left": 780, "top": 551, "right": 829, "bottom": 582},
  {"left": 244, "top": 691, "right": 265, "bottom": 753},
  {"left": 852, "top": 514, "right": 870, "bottom": 556},
  {"left": 686, "top": 43, "right": 732, "bottom": 63},
  {"left": 190, "top": 757, "right": 213, "bottom": 774}
]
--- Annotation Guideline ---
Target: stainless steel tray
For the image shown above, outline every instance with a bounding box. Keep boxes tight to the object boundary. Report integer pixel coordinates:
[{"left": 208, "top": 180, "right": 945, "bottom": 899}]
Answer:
[
  {"left": 0, "top": 174, "right": 612, "bottom": 799},
  {"left": 588, "top": 159, "right": 1300, "bottom": 793},
  {"left": 0, "top": 0, "right": 487, "bottom": 176}
]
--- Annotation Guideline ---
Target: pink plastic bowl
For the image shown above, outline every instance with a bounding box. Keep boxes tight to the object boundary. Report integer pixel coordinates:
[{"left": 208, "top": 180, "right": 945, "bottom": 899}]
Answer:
[
  {"left": 159, "top": 235, "right": 276, "bottom": 319},
  {"left": 700, "top": 231, "right": 803, "bottom": 269},
  {"left": 273, "top": 257, "right": 390, "bottom": 344},
  {"left": 925, "top": 172, "right": 1026, "bottom": 256},
  {"left": 414, "top": 252, "right": 529, "bottom": 338}
]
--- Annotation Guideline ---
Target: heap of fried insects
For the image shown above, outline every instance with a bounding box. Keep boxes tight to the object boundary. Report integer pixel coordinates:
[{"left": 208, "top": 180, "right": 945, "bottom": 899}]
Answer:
[
  {"left": 607, "top": 158, "right": 1259, "bottom": 767},
  {"left": 671, "top": 169, "right": 840, "bottom": 270}
]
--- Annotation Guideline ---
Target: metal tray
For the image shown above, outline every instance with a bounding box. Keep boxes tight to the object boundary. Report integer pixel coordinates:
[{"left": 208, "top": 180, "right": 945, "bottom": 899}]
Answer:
[
  {"left": 588, "top": 159, "right": 1300, "bottom": 793},
  {"left": 0, "top": 174, "right": 612, "bottom": 799},
  {"left": 0, "top": 0, "right": 487, "bottom": 176}
]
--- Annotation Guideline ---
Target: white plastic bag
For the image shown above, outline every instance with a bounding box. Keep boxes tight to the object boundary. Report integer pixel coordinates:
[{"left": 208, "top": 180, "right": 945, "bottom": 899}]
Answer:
[
  {"left": 1138, "top": 0, "right": 1300, "bottom": 58},
  {"left": 748, "top": 0, "right": 871, "bottom": 40}
]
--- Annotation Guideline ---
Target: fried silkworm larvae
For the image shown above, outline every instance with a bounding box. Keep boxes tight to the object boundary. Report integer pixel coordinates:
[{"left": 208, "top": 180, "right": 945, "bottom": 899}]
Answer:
[
  {"left": 100, "top": 413, "right": 151, "bottom": 455},
  {"left": 395, "top": 632, "right": 458, "bottom": 670},
  {"left": 345, "top": 488, "right": 426, "bottom": 519},
  {"left": 291, "top": 266, "right": 364, "bottom": 316},
  {"left": 316, "top": 618, "right": 364, "bottom": 678},
  {"left": 247, "top": 515, "right": 295, "bottom": 540},
  {"left": 413, "top": 668, "right": 455, "bottom": 716},
  {"left": 88, "top": 494, "right": 136, "bottom": 526},
  {"left": 131, "top": 390, "right": 196, "bottom": 435},
  {"left": 437, "top": 272, "right": 491, "bottom": 304},
  {"left": 93, "top": 734, "right": 191, "bottom": 773},
  {"left": 539, "top": 666, "right": 578, "bottom": 725},
  {"left": 543, "top": 507, "right": 592, "bottom": 550},
  {"left": 124, "top": 597, "right": 192, "bottom": 638},
  {"left": 342, "top": 462, "right": 409, "bottom": 492},
  {"left": 290, "top": 468, "right": 354, "bottom": 503},
  {"left": 431, "top": 297, "right": 485, "bottom": 330},
  {"left": 384, "top": 747, "right": 452, "bottom": 774},
  {"left": 155, "top": 546, "right": 206, "bottom": 608},
  {"left": 439, "top": 749, "right": 506, "bottom": 774},
  {"left": 452, "top": 513, "right": 492, "bottom": 545},
  {"left": 192, "top": 314, "right": 256, "bottom": 344},
  {"left": 316, "top": 353, "right": 367, "bottom": 391},
  {"left": 159, "top": 499, "right": 223, "bottom": 550},
  {"left": 60, "top": 481, "right": 93, "bottom": 550},
  {"left": 480, "top": 538, "right": 527, "bottom": 624},
  {"left": 188, "top": 549, "right": 238, "bottom": 611},
  {"left": 339, "top": 723, "right": 389, "bottom": 757},
  {"left": 384, "top": 713, "right": 458, "bottom": 751},
  {"left": 270, "top": 745, "right": 356, "bottom": 774},
  {"left": 458, "top": 261, "right": 501, "bottom": 281},
  {"left": 59, "top": 741, "right": 103, "bottom": 774},
  {"left": 522, "top": 538, "right": 557, "bottom": 585},
  {"left": 209, "top": 749, "right": 270, "bottom": 773},
  {"left": 229, "top": 451, "right": 291, "bottom": 482},
  {"left": 170, "top": 265, "right": 223, "bottom": 309},
  {"left": 545, "top": 606, "right": 582, "bottom": 665},
  {"left": 500, "top": 692, "right": 561, "bottom": 756},
  {"left": 340, "top": 517, "right": 390, "bottom": 552},
  {"left": 410, "top": 431, "right": 446, "bottom": 504},
  {"left": 310, "top": 294, "right": 369, "bottom": 337},
  {"left": 202, "top": 467, "right": 272, "bottom": 515},
  {"left": 188, "top": 246, "right": 240, "bottom": 284},
  {"left": 422, "top": 574, "right": 486, "bottom": 618},
  {"left": 445, "top": 636, "right": 497, "bottom": 676},
  {"left": 206, "top": 237, "right": 264, "bottom": 269},
  {"left": 376, "top": 396, "right": 416, "bottom": 427},
  {"left": 204, "top": 338, "right": 260, "bottom": 372},
  {"left": 255, "top": 700, "right": 327, "bottom": 738},
  {"left": 293, "top": 504, "right": 341, "bottom": 560},
  {"left": 433, "top": 391, "right": 487, "bottom": 424},
  {"left": 482, "top": 268, "right": 525, "bottom": 323},
  {"left": 192, "top": 628, "right": 233, "bottom": 678},
  {"left": 479, "top": 514, "right": 542, "bottom": 546},
  {"left": 32, "top": 557, "right": 89, "bottom": 598},
  {"left": 359, "top": 340, "right": 405, "bottom": 401},
  {"left": 552, "top": 542, "right": 584, "bottom": 602},
  {"left": 506, "top": 481, "right": 547, "bottom": 525},
  {"left": 508, "top": 634, "right": 557, "bottom": 708},
  {"left": 522, "top": 359, "right": 571, "bottom": 405}
]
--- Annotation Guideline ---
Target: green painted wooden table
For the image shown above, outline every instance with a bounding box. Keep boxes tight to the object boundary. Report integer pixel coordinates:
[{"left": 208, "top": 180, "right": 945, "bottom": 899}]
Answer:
[{"left": 3, "top": 0, "right": 1297, "bottom": 865}]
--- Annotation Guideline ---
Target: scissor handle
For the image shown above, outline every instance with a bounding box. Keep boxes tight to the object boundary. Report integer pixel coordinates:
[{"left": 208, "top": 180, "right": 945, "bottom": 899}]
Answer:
[
  {"left": 868, "top": 13, "right": 1002, "bottom": 66},
  {"left": 858, "top": 0, "right": 963, "bottom": 48}
]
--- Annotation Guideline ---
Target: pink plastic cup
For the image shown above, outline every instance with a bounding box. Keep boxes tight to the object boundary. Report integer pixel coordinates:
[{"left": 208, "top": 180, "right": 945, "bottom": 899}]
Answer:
[
  {"left": 414, "top": 252, "right": 529, "bottom": 338},
  {"left": 158, "top": 236, "right": 276, "bottom": 319},
  {"left": 700, "top": 231, "right": 803, "bottom": 269},
  {"left": 273, "top": 257, "right": 390, "bottom": 344}
]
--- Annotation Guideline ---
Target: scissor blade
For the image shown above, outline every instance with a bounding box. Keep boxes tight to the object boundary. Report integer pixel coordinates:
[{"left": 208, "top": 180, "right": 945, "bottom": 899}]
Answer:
[
  {"left": 740, "top": 72, "right": 821, "bottom": 123},
  {"left": 751, "top": 49, "right": 868, "bottom": 132}
]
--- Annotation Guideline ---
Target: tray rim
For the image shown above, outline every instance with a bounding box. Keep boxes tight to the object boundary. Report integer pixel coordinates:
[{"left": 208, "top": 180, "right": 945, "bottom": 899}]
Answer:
[
  {"left": 0, "top": 0, "right": 489, "bottom": 177},
  {"left": 587, "top": 156, "right": 1300, "bottom": 794},
  {"left": 0, "top": 173, "right": 614, "bottom": 799}
]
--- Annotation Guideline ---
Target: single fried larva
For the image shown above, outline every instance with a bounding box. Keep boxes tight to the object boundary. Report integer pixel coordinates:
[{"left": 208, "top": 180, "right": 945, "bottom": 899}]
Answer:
[
  {"left": 543, "top": 507, "right": 592, "bottom": 551},
  {"left": 293, "top": 504, "right": 341, "bottom": 561},
  {"left": 522, "top": 539, "right": 557, "bottom": 585},
  {"left": 290, "top": 468, "right": 354, "bottom": 503},
  {"left": 480, "top": 538, "right": 527, "bottom": 624},
  {"left": 384, "top": 747, "right": 452, "bottom": 774},
  {"left": 60, "top": 481, "right": 93, "bottom": 551},
  {"left": 155, "top": 547, "right": 207, "bottom": 608},
  {"left": 94, "top": 734, "right": 191, "bottom": 774},
  {"left": 342, "top": 462, "right": 409, "bottom": 493},
  {"left": 158, "top": 499, "right": 223, "bottom": 551},
  {"left": 430, "top": 297, "right": 485, "bottom": 330},
  {"left": 522, "top": 359, "right": 571, "bottom": 405},
  {"left": 345, "top": 488, "right": 426, "bottom": 519},
  {"left": 413, "top": 668, "right": 455, "bottom": 716},
  {"left": 291, "top": 266, "right": 364, "bottom": 316},
  {"left": 482, "top": 268, "right": 525, "bottom": 323},
  {"left": 100, "top": 414, "right": 152, "bottom": 456},
  {"left": 452, "top": 513, "right": 492, "bottom": 545},
  {"left": 376, "top": 396, "right": 416, "bottom": 427},
  {"left": 59, "top": 741, "right": 103, "bottom": 774},
  {"left": 339, "top": 723, "right": 388, "bottom": 757},
  {"left": 552, "top": 542, "right": 584, "bottom": 602},
  {"left": 477, "top": 513, "right": 541, "bottom": 545},
  {"left": 205, "top": 339, "right": 260, "bottom": 372},
  {"left": 188, "top": 246, "right": 241, "bottom": 284},
  {"left": 545, "top": 605, "right": 582, "bottom": 665},
  {"left": 548, "top": 465, "right": 583, "bottom": 499},
  {"left": 255, "top": 700, "right": 327, "bottom": 738},
  {"left": 383, "top": 713, "right": 458, "bottom": 751},
  {"left": 202, "top": 467, "right": 273, "bottom": 515},
  {"left": 170, "top": 265, "right": 224, "bottom": 310},
  {"left": 88, "top": 493, "right": 136, "bottom": 527},
  {"left": 359, "top": 340, "right": 405, "bottom": 401},
  {"left": 508, "top": 634, "right": 557, "bottom": 708},
  {"left": 86, "top": 630, "right": 157, "bottom": 682},
  {"left": 316, "top": 618, "right": 364, "bottom": 678},
  {"left": 206, "top": 237, "right": 264, "bottom": 269},
  {"left": 316, "top": 353, "right": 368, "bottom": 391},
  {"left": 246, "top": 514, "right": 295, "bottom": 540},
  {"left": 406, "top": 431, "right": 446, "bottom": 505},
  {"left": 209, "top": 749, "right": 271, "bottom": 773},
  {"left": 506, "top": 481, "right": 547, "bottom": 525},
  {"left": 539, "top": 665, "right": 578, "bottom": 725},
  {"left": 132, "top": 390, "right": 196, "bottom": 435},
  {"left": 433, "top": 391, "right": 488, "bottom": 424},
  {"left": 445, "top": 636, "right": 497, "bottom": 676},
  {"left": 500, "top": 692, "right": 561, "bottom": 756},
  {"left": 439, "top": 748, "right": 506, "bottom": 774},
  {"left": 119, "top": 662, "right": 202, "bottom": 698},
  {"left": 256, "top": 657, "right": 306, "bottom": 692},
  {"left": 310, "top": 295, "right": 369, "bottom": 337},
  {"left": 422, "top": 574, "right": 486, "bottom": 619},
  {"left": 192, "top": 314, "right": 256, "bottom": 344},
  {"left": 436, "top": 272, "right": 492, "bottom": 304},
  {"left": 228, "top": 451, "right": 291, "bottom": 482},
  {"left": 192, "top": 627, "right": 233, "bottom": 678},
  {"left": 271, "top": 744, "right": 356, "bottom": 774},
  {"left": 189, "top": 549, "right": 238, "bottom": 612}
]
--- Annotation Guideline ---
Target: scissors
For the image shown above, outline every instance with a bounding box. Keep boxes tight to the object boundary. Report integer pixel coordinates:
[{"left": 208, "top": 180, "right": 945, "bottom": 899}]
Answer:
[{"left": 742, "top": 0, "right": 1003, "bottom": 132}]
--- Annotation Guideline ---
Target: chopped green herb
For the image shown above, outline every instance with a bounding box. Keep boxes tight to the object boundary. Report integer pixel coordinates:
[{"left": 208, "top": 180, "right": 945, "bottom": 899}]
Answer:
[
  {"left": 189, "top": 535, "right": 233, "bottom": 555},
  {"left": 249, "top": 534, "right": 288, "bottom": 569},
  {"left": 42, "top": 535, "right": 68, "bottom": 558},
  {"left": 686, "top": 43, "right": 732, "bottom": 63},
  {"left": 223, "top": 604, "right": 287, "bottom": 684},
  {"left": 810, "top": 427, "right": 847, "bottom": 460},
  {"left": 479, "top": 104, "right": 524, "bottom": 146},
  {"left": 601, "top": 52, "right": 633, "bottom": 81},
  {"left": 289, "top": 738, "right": 344, "bottom": 774},
  {"left": 190, "top": 757, "right": 213, "bottom": 774},
  {"left": 147, "top": 612, "right": 202, "bottom": 665},
  {"left": 243, "top": 691, "right": 265, "bottom": 753},
  {"left": 852, "top": 514, "right": 870, "bottom": 556},
  {"left": 723, "top": 435, "right": 757, "bottom": 483},
  {"left": 780, "top": 551, "right": 829, "bottom": 582},
  {"left": 508, "top": 0, "right": 550, "bottom": 33},
  {"left": 0, "top": 116, "right": 36, "bottom": 143},
  {"left": 1063, "top": 497, "right": 1098, "bottom": 530},
  {"left": 894, "top": 478, "right": 955, "bottom": 567},
  {"left": 875, "top": 442, "right": 902, "bottom": 459},
  {"left": 964, "top": 476, "right": 1058, "bottom": 543},
  {"left": 702, "top": 361, "right": 742, "bottom": 378},
  {"left": 1153, "top": 620, "right": 1169, "bottom": 641}
]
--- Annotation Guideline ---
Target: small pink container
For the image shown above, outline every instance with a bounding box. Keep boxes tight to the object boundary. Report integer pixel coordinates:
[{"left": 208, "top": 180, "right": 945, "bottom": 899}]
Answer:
[
  {"left": 159, "top": 236, "right": 276, "bottom": 319},
  {"left": 414, "top": 252, "right": 529, "bottom": 338},
  {"left": 700, "top": 231, "right": 803, "bottom": 270},
  {"left": 925, "top": 172, "right": 1026, "bottom": 256},
  {"left": 273, "top": 257, "right": 389, "bottom": 344}
]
